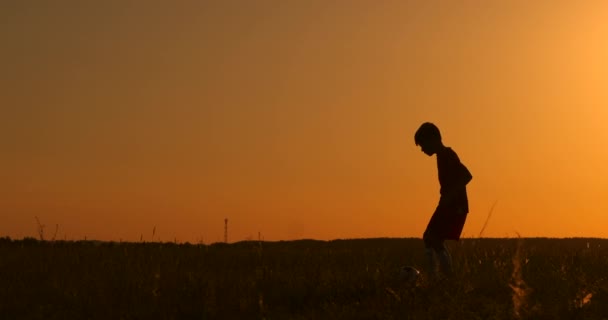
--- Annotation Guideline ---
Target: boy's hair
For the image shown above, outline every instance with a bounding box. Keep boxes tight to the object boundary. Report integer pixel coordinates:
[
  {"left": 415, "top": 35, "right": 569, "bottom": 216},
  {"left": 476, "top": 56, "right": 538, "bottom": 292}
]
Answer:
[{"left": 415, "top": 122, "right": 441, "bottom": 146}]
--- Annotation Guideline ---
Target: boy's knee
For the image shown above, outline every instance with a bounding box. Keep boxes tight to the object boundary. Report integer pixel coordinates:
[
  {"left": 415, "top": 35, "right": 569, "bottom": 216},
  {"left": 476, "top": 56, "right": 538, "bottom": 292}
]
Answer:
[
  {"left": 423, "top": 232, "right": 443, "bottom": 250},
  {"left": 424, "top": 231, "right": 448, "bottom": 251}
]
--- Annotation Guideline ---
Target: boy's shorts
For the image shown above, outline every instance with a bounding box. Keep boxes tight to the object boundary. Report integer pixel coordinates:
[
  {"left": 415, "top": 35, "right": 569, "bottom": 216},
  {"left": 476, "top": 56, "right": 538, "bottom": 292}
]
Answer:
[{"left": 424, "top": 205, "right": 468, "bottom": 241}]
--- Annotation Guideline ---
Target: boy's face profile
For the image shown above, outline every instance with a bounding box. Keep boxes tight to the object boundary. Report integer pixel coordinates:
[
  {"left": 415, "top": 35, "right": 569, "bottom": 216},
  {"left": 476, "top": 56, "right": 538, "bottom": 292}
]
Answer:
[{"left": 418, "top": 138, "right": 439, "bottom": 156}]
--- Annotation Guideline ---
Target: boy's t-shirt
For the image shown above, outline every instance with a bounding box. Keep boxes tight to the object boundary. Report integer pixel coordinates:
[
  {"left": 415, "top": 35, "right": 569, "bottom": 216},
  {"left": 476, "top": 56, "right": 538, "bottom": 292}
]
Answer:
[{"left": 436, "top": 147, "right": 471, "bottom": 213}]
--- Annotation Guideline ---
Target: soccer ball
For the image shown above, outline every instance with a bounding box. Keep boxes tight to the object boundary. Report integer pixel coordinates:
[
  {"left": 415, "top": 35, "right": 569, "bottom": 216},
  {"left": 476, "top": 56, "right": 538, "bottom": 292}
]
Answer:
[{"left": 399, "top": 266, "right": 420, "bottom": 284}]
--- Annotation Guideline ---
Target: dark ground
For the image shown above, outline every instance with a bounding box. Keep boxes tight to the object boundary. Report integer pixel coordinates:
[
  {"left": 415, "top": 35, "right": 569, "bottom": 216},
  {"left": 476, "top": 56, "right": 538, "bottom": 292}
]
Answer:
[{"left": 1, "top": 237, "right": 607, "bottom": 319}]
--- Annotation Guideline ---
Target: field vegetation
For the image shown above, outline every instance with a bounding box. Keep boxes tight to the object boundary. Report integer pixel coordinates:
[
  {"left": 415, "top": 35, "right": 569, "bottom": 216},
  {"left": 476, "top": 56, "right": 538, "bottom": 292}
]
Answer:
[{"left": 1, "top": 237, "right": 607, "bottom": 319}]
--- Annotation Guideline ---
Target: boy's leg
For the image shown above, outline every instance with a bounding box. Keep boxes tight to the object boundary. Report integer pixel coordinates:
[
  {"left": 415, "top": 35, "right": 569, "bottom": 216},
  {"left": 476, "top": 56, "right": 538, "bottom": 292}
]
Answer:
[
  {"left": 423, "top": 231, "right": 439, "bottom": 280},
  {"left": 424, "top": 231, "right": 453, "bottom": 279},
  {"left": 425, "top": 247, "right": 437, "bottom": 279},
  {"left": 437, "top": 243, "right": 453, "bottom": 277}
]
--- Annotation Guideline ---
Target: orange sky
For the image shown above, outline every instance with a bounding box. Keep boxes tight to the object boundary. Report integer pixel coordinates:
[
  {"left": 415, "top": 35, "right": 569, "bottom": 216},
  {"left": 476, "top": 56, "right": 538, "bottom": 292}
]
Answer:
[{"left": 2, "top": 1, "right": 608, "bottom": 242}]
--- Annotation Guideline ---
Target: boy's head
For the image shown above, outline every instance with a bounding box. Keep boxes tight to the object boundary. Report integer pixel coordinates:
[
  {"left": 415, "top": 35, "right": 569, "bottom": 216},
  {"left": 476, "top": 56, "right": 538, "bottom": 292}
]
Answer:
[{"left": 414, "top": 122, "right": 442, "bottom": 156}]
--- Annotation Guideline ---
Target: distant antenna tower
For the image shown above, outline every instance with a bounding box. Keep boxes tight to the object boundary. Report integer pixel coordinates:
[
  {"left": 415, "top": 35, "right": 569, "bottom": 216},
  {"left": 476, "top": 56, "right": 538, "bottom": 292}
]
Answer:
[{"left": 224, "top": 218, "right": 228, "bottom": 243}]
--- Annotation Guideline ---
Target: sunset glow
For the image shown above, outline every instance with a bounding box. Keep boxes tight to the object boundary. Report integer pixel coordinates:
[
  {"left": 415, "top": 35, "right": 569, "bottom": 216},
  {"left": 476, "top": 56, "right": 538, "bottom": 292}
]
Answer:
[{"left": 2, "top": 1, "right": 608, "bottom": 242}]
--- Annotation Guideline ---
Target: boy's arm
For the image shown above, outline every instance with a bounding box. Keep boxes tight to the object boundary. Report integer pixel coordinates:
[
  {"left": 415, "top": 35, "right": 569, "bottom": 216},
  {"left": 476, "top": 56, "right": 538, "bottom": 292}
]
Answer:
[
  {"left": 461, "top": 164, "right": 473, "bottom": 185},
  {"left": 439, "top": 162, "right": 472, "bottom": 209}
]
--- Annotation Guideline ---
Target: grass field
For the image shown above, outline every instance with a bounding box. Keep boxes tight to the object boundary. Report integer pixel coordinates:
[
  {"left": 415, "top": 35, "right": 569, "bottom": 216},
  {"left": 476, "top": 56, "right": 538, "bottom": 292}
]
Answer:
[{"left": 1, "top": 237, "right": 607, "bottom": 319}]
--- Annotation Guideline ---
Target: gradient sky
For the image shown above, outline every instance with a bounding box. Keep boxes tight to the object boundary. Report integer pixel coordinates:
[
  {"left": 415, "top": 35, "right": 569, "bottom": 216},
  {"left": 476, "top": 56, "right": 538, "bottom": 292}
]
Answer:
[{"left": 2, "top": 1, "right": 608, "bottom": 242}]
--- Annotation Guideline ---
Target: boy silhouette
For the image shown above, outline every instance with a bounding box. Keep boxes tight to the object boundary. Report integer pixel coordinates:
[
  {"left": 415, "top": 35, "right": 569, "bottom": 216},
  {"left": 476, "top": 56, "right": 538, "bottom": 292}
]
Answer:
[{"left": 414, "top": 122, "right": 472, "bottom": 280}]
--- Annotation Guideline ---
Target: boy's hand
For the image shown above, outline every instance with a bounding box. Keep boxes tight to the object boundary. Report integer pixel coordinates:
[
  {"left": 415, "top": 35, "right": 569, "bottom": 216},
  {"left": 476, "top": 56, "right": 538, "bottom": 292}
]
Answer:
[
  {"left": 439, "top": 188, "right": 458, "bottom": 206},
  {"left": 455, "top": 207, "right": 466, "bottom": 215},
  {"left": 439, "top": 187, "right": 467, "bottom": 214}
]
